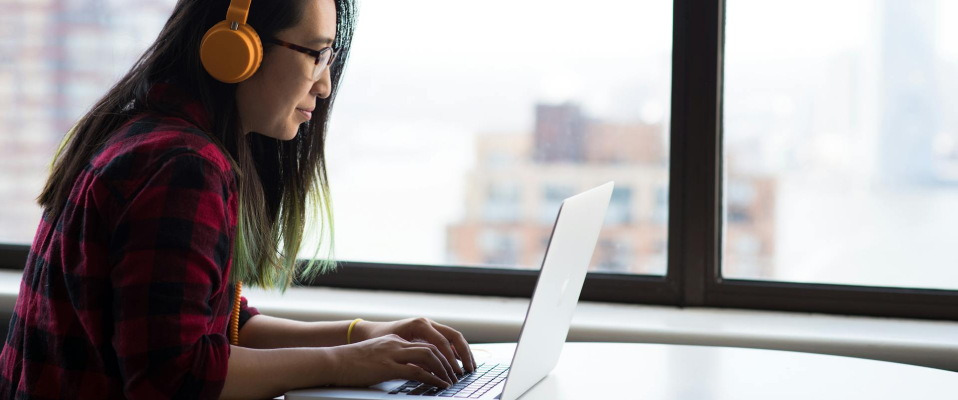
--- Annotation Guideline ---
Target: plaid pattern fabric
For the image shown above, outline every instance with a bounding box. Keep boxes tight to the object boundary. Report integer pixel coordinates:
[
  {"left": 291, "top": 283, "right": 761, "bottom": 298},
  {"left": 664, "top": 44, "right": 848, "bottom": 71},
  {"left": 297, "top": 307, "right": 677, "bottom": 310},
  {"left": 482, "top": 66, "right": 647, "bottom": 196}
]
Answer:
[{"left": 0, "top": 82, "right": 260, "bottom": 399}]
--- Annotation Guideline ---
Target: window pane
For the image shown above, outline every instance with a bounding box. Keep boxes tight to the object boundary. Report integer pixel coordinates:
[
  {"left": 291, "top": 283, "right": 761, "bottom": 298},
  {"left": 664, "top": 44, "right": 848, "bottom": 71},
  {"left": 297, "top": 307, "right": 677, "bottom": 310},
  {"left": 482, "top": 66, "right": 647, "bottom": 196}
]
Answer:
[
  {"left": 0, "top": 0, "right": 178, "bottom": 245},
  {"left": 0, "top": 1, "right": 672, "bottom": 276},
  {"left": 723, "top": 0, "right": 958, "bottom": 289},
  {"left": 311, "top": 0, "right": 673, "bottom": 274}
]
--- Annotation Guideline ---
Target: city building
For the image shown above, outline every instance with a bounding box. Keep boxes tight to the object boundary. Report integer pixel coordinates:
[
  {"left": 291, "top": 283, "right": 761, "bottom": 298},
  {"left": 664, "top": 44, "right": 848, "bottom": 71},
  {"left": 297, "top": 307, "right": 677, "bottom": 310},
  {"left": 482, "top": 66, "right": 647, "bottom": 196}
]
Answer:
[
  {"left": 0, "top": 0, "right": 175, "bottom": 243},
  {"left": 446, "top": 103, "right": 776, "bottom": 276}
]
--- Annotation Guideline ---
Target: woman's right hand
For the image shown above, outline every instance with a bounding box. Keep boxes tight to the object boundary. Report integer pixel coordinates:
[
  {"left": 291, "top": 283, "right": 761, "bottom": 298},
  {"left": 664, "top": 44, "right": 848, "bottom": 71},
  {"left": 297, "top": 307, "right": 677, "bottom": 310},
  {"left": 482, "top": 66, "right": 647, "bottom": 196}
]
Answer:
[{"left": 330, "top": 334, "right": 460, "bottom": 389}]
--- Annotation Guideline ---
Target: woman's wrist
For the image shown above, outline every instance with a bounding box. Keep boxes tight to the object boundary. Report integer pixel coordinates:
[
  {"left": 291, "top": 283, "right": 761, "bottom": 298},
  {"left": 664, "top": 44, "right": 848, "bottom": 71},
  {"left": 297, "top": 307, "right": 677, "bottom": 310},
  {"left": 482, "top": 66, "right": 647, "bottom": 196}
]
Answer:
[
  {"left": 313, "top": 346, "right": 344, "bottom": 388},
  {"left": 325, "top": 344, "right": 347, "bottom": 387},
  {"left": 348, "top": 319, "right": 374, "bottom": 344},
  {"left": 281, "top": 346, "right": 343, "bottom": 390},
  {"left": 223, "top": 345, "right": 342, "bottom": 398},
  {"left": 347, "top": 318, "right": 364, "bottom": 344}
]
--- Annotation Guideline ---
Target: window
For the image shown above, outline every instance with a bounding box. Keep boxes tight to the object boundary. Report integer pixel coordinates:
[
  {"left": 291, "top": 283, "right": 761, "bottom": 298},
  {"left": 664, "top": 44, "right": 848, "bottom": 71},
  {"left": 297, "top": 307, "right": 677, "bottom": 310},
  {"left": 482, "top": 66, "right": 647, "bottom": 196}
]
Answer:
[
  {"left": 2, "top": 0, "right": 956, "bottom": 320},
  {"left": 317, "top": 0, "right": 673, "bottom": 275},
  {"left": 723, "top": 0, "right": 958, "bottom": 290},
  {"left": 0, "top": 0, "right": 179, "bottom": 244}
]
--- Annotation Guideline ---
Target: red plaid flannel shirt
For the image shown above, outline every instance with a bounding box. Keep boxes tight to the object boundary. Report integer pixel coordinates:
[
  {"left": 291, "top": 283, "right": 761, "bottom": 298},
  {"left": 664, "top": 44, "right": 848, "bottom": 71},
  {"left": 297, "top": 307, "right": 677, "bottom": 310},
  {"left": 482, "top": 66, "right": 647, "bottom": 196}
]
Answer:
[{"left": 1, "top": 82, "right": 260, "bottom": 399}]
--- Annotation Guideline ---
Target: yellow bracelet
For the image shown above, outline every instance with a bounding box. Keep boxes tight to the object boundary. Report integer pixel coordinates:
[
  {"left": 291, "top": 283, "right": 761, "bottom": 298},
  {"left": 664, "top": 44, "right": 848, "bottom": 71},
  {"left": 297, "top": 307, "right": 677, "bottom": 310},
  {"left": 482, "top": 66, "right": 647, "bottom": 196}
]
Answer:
[{"left": 347, "top": 318, "right": 364, "bottom": 344}]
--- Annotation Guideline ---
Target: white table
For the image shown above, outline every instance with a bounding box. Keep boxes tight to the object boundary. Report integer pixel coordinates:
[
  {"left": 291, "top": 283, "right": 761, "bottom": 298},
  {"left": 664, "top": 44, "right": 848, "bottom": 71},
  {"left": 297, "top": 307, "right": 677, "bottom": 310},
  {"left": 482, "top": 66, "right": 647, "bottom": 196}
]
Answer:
[
  {"left": 457, "top": 342, "right": 956, "bottom": 399},
  {"left": 278, "top": 342, "right": 958, "bottom": 399}
]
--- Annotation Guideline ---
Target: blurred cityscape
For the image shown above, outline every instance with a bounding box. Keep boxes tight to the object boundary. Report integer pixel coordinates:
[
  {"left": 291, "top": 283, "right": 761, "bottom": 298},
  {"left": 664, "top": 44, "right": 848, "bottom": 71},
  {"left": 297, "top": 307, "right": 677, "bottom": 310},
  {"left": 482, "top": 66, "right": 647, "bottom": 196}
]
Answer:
[
  {"left": 444, "top": 103, "right": 776, "bottom": 276},
  {"left": 722, "top": 0, "right": 958, "bottom": 287},
  {"left": 0, "top": 0, "right": 177, "bottom": 243}
]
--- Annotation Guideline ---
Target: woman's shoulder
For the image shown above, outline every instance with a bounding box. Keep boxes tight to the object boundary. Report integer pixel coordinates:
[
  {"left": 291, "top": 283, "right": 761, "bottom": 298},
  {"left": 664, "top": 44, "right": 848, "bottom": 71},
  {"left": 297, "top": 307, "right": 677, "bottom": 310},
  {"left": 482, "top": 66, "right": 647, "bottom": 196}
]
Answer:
[{"left": 91, "top": 113, "right": 236, "bottom": 188}]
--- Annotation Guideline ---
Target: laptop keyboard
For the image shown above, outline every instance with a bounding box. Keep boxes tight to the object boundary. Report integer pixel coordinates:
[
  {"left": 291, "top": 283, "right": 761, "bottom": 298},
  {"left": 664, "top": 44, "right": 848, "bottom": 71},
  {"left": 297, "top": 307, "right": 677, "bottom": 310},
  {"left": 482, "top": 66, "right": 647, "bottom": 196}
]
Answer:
[{"left": 387, "top": 362, "right": 509, "bottom": 398}]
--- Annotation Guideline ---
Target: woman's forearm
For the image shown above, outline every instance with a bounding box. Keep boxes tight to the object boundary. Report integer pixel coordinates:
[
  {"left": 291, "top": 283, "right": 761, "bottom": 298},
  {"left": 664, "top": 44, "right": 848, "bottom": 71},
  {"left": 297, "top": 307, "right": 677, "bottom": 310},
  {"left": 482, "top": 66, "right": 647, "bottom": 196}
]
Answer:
[
  {"left": 221, "top": 345, "right": 340, "bottom": 400},
  {"left": 239, "top": 314, "right": 359, "bottom": 349}
]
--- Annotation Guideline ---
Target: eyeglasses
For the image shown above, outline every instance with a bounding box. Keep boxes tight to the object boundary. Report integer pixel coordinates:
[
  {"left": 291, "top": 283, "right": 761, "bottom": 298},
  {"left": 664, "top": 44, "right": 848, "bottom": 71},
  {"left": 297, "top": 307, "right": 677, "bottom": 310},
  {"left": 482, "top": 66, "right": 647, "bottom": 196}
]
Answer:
[{"left": 267, "top": 38, "right": 339, "bottom": 81}]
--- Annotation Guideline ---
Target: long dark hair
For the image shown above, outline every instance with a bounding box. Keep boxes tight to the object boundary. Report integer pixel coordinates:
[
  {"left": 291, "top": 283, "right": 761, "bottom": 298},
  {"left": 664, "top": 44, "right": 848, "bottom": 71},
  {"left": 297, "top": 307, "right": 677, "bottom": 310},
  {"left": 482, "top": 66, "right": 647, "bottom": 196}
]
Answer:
[{"left": 38, "top": 0, "right": 357, "bottom": 292}]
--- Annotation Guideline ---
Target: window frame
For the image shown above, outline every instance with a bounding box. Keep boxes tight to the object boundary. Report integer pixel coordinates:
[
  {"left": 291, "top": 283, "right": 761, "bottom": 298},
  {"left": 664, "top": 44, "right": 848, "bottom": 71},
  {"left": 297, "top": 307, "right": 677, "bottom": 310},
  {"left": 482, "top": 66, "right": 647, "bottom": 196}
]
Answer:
[
  {"left": 670, "top": 0, "right": 958, "bottom": 320},
  {"left": 2, "top": 0, "right": 956, "bottom": 321}
]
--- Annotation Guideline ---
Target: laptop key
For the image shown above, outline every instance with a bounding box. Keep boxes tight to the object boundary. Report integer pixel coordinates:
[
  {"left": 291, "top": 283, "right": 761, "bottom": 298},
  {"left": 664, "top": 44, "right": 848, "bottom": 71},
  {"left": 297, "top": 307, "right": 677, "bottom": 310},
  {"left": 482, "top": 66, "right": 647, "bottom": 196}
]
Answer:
[{"left": 408, "top": 385, "right": 435, "bottom": 395}]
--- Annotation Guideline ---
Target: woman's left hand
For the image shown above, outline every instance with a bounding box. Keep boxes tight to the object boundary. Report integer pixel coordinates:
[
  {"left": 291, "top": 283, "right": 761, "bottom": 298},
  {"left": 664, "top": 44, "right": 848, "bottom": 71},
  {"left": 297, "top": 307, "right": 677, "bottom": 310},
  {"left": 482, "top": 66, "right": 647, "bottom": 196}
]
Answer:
[{"left": 352, "top": 317, "right": 477, "bottom": 375}]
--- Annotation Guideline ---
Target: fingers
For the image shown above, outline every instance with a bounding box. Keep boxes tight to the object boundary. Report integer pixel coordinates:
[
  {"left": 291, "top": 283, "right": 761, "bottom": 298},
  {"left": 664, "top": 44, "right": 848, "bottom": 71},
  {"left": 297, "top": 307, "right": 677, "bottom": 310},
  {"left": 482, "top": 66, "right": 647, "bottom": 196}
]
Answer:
[
  {"left": 386, "top": 334, "right": 455, "bottom": 385},
  {"left": 452, "top": 342, "right": 476, "bottom": 374},
  {"left": 401, "top": 363, "right": 451, "bottom": 389},
  {"left": 420, "top": 343, "right": 459, "bottom": 384},
  {"left": 433, "top": 322, "right": 477, "bottom": 373},
  {"left": 397, "top": 342, "right": 456, "bottom": 386},
  {"left": 417, "top": 321, "right": 465, "bottom": 375},
  {"left": 381, "top": 335, "right": 453, "bottom": 388}
]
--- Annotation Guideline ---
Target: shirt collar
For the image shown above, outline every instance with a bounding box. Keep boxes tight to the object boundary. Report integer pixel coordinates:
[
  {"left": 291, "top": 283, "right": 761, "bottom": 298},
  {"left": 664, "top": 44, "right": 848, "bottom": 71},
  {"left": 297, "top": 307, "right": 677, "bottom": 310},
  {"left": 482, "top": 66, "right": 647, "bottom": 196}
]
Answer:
[{"left": 146, "top": 81, "right": 214, "bottom": 133}]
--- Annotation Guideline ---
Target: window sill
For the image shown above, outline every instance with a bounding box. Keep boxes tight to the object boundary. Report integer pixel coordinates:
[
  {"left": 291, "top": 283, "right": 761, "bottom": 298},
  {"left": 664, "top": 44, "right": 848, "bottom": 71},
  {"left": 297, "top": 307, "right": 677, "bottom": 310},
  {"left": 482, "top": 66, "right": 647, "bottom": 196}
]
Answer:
[
  {"left": 1, "top": 270, "right": 956, "bottom": 371},
  {"left": 241, "top": 277, "right": 958, "bottom": 372}
]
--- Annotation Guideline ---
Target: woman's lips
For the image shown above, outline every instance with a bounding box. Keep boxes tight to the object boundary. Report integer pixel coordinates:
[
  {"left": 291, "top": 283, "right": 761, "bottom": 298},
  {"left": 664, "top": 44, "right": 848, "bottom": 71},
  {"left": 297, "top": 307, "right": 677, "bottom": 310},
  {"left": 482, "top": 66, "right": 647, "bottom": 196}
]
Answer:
[{"left": 297, "top": 108, "right": 312, "bottom": 120}]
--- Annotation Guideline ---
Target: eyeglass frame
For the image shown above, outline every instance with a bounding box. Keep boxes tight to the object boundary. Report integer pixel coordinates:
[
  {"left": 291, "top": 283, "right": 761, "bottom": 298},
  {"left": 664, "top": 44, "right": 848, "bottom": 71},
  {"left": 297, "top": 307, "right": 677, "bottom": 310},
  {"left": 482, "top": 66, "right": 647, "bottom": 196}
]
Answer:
[{"left": 266, "top": 38, "right": 340, "bottom": 80}]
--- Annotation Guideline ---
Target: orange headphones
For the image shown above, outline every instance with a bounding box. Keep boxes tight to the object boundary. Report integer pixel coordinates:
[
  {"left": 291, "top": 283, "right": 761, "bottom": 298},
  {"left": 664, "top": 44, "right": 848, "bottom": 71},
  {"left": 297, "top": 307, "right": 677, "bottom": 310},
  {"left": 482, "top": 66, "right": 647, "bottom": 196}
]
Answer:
[
  {"left": 200, "top": 0, "right": 263, "bottom": 83},
  {"left": 199, "top": 1, "right": 254, "bottom": 346}
]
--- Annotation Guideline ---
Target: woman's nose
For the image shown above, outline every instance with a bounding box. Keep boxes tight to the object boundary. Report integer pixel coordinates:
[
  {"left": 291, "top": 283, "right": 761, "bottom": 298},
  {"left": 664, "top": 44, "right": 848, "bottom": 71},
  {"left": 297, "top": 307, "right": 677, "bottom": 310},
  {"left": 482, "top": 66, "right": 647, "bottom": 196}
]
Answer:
[{"left": 313, "top": 68, "right": 332, "bottom": 99}]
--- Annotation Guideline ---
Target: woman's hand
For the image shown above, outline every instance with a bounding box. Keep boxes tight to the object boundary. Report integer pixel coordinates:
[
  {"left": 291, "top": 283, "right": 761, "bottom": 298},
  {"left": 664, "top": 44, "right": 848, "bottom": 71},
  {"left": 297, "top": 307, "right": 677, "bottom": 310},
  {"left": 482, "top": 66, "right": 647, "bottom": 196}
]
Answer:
[
  {"left": 331, "top": 334, "right": 458, "bottom": 389},
  {"left": 352, "top": 318, "right": 477, "bottom": 375}
]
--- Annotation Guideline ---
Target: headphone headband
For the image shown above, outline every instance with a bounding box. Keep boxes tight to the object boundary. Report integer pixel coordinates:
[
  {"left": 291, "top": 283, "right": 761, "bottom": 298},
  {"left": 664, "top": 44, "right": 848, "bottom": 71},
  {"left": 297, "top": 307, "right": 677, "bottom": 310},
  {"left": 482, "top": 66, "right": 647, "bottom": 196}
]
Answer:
[{"left": 226, "top": 0, "right": 252, "bottom": 26}]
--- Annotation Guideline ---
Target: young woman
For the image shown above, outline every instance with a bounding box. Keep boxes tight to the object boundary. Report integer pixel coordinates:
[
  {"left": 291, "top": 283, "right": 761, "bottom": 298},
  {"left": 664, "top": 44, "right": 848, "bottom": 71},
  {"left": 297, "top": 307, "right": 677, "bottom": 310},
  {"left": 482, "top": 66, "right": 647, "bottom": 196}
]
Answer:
[{"left": 0, "top": 0, "right": 475, "bottom": 399}]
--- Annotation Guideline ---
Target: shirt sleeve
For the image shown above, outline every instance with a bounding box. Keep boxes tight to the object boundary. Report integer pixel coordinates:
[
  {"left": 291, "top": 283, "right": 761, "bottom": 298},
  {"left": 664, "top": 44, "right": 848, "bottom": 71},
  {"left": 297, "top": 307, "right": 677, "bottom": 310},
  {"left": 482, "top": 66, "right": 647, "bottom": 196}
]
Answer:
[
  {"left": 238, "top": 295, "right": 260, "bottom": 330},
  {"left": 108, "top": 153, "right": 234, "bottom": 400}
]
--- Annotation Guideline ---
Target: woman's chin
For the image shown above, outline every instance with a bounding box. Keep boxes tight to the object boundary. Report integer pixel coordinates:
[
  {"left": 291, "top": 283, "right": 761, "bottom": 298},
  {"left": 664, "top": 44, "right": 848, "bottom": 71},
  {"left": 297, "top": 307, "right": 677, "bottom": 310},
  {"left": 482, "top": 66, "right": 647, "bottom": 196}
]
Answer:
[
  {"left": 257, "top": 121, "right": 302, "bottom": 141},
  {"left": 284, "top": 121, "right": 306, "bottom": 140},
  {"left": 272, "top": 126, "right": 301, "bottom": 141},
  {"left": 283, "top": 129, "right": 300, "bottom": 141}
]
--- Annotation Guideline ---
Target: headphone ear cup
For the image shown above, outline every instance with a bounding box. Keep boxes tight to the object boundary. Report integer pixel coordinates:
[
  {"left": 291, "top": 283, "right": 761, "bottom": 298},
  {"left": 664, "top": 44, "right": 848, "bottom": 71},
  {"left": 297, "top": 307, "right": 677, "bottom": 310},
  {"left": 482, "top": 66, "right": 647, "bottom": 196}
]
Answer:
[{"left": 200, "top": 20, "right": 263, "bottom": 83}]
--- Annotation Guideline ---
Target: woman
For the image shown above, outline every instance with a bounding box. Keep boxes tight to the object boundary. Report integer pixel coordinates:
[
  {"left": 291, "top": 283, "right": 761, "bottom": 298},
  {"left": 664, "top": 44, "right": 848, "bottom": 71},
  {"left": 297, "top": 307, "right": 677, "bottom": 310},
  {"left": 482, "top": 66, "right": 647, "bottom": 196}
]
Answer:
[{"left": 0, "top": 0, "right": 475, "bottom": 399}]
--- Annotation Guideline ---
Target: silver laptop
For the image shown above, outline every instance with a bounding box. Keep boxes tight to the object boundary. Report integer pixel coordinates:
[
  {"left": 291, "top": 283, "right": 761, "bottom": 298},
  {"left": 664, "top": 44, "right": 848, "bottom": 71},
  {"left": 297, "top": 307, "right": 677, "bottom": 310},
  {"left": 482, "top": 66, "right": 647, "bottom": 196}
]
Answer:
[{"left": 286, "top": 181, "right": 614, "bottom": 400}]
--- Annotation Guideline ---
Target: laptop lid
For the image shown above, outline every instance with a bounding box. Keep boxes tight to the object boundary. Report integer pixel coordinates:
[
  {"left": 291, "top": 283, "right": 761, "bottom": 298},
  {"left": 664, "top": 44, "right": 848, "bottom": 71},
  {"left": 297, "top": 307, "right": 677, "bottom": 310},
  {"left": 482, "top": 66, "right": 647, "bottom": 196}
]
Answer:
[{"left": 497, "top": 181, "right": 614, "bottom": 400}]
